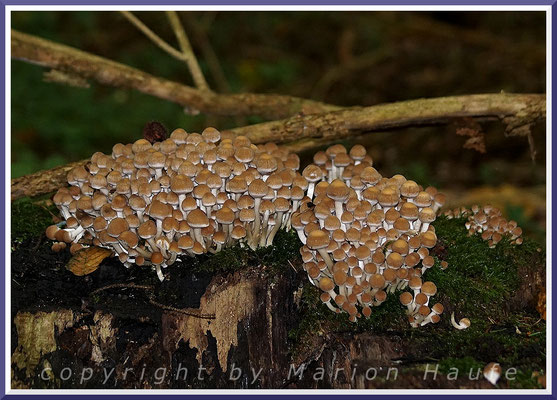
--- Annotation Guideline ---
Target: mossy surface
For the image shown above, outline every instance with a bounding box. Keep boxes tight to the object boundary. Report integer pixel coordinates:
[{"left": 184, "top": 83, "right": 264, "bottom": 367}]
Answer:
[
  {"left": 11, "top": 197, "right": 57, "bottom": 248},
  {"left": 288, "top": 216, "right": 546, "bottom": 389}
]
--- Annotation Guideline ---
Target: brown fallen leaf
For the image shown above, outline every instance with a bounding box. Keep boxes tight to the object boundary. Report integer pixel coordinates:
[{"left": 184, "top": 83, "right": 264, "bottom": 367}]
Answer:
[{"left": 66, "top": 246, "right": 113, "bottom": 276}]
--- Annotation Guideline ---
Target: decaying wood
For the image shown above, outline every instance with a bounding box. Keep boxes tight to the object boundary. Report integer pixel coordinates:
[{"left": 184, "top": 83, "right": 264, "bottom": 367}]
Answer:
[
  {"left": 11, "top": 159, "right": 87, "bottom": 201},
  {"left": 229, "top": 93, "right": 545, "bottom": 145}
]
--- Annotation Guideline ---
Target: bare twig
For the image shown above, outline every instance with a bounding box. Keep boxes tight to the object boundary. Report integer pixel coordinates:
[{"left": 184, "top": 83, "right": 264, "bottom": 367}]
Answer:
[
  {"left": 119, "top": 11, "right": 189, "bottom": 66},
  {"left": 89, "top": 282, "right": 215, "bottom": 319},
  {"left": 165, "top": 11, "right": 209, "bottom": 91},
  {"left": 12, "top": 29, "right": 336, "bottom": 119},
  {"left": 183, "top": 12, "right": 230, "bottom": 93}
]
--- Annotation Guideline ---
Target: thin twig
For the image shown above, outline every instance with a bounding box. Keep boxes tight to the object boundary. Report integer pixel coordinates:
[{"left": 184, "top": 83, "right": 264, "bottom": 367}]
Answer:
[
  {"left": 88, "top": 282, "right": 215, "bottom": 319},
  {"left": 166, "top": 11, "right": 209, "bottom": 91},
  {"left": 119, "top": 11, "right": 190, "bottom": 66},
  {"left": 183, "top": 12, "right": 229, "bottom": 93}
]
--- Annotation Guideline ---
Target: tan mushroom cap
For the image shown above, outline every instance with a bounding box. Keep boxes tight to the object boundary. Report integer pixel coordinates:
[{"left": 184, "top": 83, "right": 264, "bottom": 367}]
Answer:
[
  {"left": 319, "top": 277, "right": 335, "bottom": 292},
  {"left": 327, "top": 179, "right": 350, "bottom": 201},
  {"left": 187, "top": 209, "right": 210, "bottom": 228},
  {"left": 421, "top": 281, "right": 437, "bottom": 297},
  {"left": 138, "top": 220, "right": 157, "bottom": 239},
  {"left": 399, "top": 291, "right": 413, "bottom": 306},
  {"left": 107, "top": 218, "right": 129, "bottom": 237},
  {"left": 307, "top": 230, "right": 330, "bottom": 250}
]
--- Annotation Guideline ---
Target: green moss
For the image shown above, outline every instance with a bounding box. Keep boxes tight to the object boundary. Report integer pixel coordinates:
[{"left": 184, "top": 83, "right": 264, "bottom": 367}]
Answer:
[
  {"left": 288, "top": 215, "right": 546, "bottom": 388},
  {"left": 11, "top": 197, "right": 57, "bottom": 248},
  {"left": 190, "top": 229, "right": 303, "bottom": 276}
]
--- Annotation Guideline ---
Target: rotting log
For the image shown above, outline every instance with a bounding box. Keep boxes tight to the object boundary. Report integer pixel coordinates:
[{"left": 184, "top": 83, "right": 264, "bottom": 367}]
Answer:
[{"left": 10, "top": 217, "right": 546, "bottom": 389}]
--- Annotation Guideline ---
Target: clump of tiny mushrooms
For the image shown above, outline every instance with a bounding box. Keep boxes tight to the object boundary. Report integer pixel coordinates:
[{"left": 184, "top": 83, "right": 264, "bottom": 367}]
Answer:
[
  {"left": 46, "top": 127, "right": 455, "bottom": 328},
  {"left": 297, "top": 144, "right": 446, "bottom": 325},
  {"left": 444, "top": 205, "right": 523, "bottom": 247}
]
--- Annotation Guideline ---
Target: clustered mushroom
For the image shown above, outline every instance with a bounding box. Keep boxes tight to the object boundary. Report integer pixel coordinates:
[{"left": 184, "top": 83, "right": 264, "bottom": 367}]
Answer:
[
  {"left": 294, "top": 144, "right": 447, "bottom": 324},
  {"left": 46, "top": 127, "right": 453, "bottom": 328},
  {"left": 46, "top": 127, "right": 306, "bottom": 281},
  {"left": 444, "top": 205, "right": 523, "bottom": 247}
]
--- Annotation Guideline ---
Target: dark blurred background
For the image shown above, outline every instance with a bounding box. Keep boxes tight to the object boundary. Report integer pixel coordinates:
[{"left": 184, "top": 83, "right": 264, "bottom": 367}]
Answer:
[{"left": 10, "top": 11, "right": 547, "bottom": 239}]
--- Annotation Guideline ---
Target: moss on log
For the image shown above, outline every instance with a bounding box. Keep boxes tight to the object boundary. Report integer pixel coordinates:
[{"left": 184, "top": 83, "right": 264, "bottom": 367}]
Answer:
[{"left": 10, "top": 198, "right": 545, "bottom": 389}]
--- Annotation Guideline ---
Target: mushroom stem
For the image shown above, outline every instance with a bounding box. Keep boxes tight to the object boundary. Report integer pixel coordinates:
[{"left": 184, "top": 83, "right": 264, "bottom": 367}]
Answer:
[
  {"left": 317, "top": 249, "right": 334, "bottom": 270},
  {"left": 334, "top": 201, "right": 343, "bottom": 221},
  {"left": 307, "top": 183, "right": 316, "bottom": 200},
  {"left": 193, "top": 228, "right": 206, "bottom": 250},
  {"left": 155, "top": 264, "right": 165, "bottom": 281},
  {"left": 266, "top": 211, "right": 284, "bottom": 246}
]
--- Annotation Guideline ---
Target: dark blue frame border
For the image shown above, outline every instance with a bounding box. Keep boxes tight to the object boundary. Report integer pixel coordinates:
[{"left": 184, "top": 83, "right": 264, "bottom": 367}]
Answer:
[{"left": 1, "top": 1, "right": 554, "bottom": 398}]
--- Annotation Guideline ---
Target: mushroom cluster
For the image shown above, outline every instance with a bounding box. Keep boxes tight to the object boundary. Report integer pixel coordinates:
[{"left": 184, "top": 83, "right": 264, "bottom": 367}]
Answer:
[
  {"left": 294, "top": 144, "right": 446, "bottom": 324},
  {"left": 444, "top": 205, "right": 523, "bottom": 247},
  {"left": 46, "top": 127, "right": 307, "bottom": 281},
  {"left": 46, "top": 127, "right": 454, "bottom": 328}
]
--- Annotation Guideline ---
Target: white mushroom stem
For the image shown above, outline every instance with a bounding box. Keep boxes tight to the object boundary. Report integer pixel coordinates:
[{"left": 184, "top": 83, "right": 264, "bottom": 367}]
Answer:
[
  {"left": 266, "top": 211, "right": 284, "bottom": 246},
  {"left": 295, "top": 228, "right": 307, "bottom": 244},
  {"left": 420, "top": 312, "right": 437, "bottom": 326},
  {"left": 67, "top": 226, "right": 85, "bottom": 242},
  {"left": 307, "top": 183, "right": 316, "bottom": 200},
  {"left": 259, "top": 210, "right": 271, "bottom": 247},
  {"left": 135, "top": 246, "right": 152, "bottom": 258},
  {"left": 193, "top": 228, "right": 206, "bottom": 250},
  {"left": 451, "top": 312, "right": 471, "bottom": 330},
  {"left": 167, "top": 251, "right": 178, "bottom": 265},
  {"left": 317, "top": 249, "right": 334, "bottom": 270},
  {"left": 155, "top": 264, "right": 165, "bottom": 281},
  {"left": 155, "top": 219, "right": 163, "bottom": 238},
  {"left": 334, "top": 201, "right": 344, "bottom": 222},
  {"left": 324, "top": 298, "right": 340, "bottom": 313}
]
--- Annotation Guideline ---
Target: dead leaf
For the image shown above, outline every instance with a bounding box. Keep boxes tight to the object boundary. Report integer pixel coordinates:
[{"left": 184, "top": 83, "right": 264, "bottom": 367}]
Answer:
[
  {"left": 455, "top": 118, "right": 486, "bottom": 153},
  {"left": 66, "top": 247, "right": 113, "bottom": 276}
]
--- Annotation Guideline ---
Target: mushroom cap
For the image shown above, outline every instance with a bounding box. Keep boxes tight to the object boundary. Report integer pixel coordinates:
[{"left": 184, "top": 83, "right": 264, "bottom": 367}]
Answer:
[
  {"left": 45, "top": 225, "right": 60, "bottom": 240},
  {"left": 138, "top": 220, "right": 157, "bottom": 239},
  {"left": 319, "top": 277, "right": 335, "bottom": 292},
  {"left": 119, "top": 230, "right": 139, "bottom": 248},
  {"left": 187, "top": 209, "right": 210, "bottom": 228},
  {"left": 391, "top": 239, "right": 409, "bottom": 255},
  {"left": 149, "top": 200, "right": 172, "bottom": 221},
  {"left": 421, "top": 281, "right": 437, "bottom": 297},
  {"left": 151, "top": 252, "right": 164, "bottom": 264},
  {"left": 420, "top": 231, "right": 437, "bottom": 248},
  {"left": 399, "top": 291, "right": 413, "bottom": 306},
  {"left": 326, "top": 179, "right": 350, "bottom": 201},
  {"left": 107, "top": 218, "right": 129, "bottom": 237},
  {"left": 432, "top": 303, "right": 444, "bottom": 315},
  {"left": 307, "top": 230, "right": 330, "bottom": 250}
]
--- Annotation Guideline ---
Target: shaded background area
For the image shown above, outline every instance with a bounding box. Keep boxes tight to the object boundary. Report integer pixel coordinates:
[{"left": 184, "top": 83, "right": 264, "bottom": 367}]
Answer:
[{"left": 10, "top": 11, "right": 546, "bottom": 239}]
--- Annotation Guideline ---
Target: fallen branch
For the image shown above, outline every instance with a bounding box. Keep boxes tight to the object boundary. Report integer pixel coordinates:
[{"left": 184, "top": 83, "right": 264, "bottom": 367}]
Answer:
[
  {"left": 11, "top": 160, "right": 87, "bottom": 201},
  {"left": 10, "top": 92, "right": 544, "bottom": 201},
  {"left": 11, "top": 29, "right": 337, "bottom": 119},
  {"left": 228, "top": 92, "right": 545, "bottom": 145}
]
